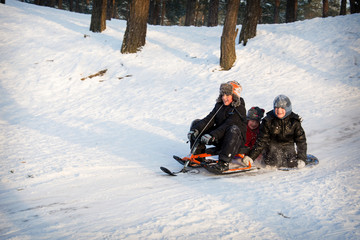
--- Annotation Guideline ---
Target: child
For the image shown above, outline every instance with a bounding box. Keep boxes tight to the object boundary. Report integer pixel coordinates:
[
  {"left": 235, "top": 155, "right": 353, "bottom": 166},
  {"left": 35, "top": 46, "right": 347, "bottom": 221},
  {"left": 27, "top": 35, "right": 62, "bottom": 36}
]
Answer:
[
  {"left": 242, "top": 95, "right": 307, "bottom": 168},
  {"left": 245, "top": 106, "right": 265, "bottom": 151},
  {"left": 187, "top": 81, "right": 247, "bottom": 173}
]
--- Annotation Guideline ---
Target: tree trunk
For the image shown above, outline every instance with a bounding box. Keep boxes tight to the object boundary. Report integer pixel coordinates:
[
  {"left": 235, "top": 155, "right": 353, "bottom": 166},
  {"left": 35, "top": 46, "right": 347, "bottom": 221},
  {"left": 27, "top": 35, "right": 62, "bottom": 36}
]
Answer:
[
  {"left": 1, "top": 0, "right": 5, "bottom": 3},
  {"left": 322, "top": 0, "right": 329, "bottom": 17},
  {"left": 161, "top": 0, "right": 166, "bottom": 25},
  {"left": 58, "top": 0, "right": 63, "bottom": 9},
  {"left": 106, "top": 0, "right": 112, "bottom": 20},
  {"left": 121, "top": 0, "right": 150, "bottom": 53},
  {"left": 220, "top": 0, "right": 240, "bottom": 70},
  {"left": 350, "top": 0, "right": 360, "bottom": 13},
  {"left": 239, "top": 0, "right": 260, "bottom": 46},
  {"left": 286, "top": 0, "right": 297, "bottom": 23},
  {"left": 90, "top": 0, "right": 107, "bottom": 32},
  {"left": 185, "top": 0, "right": 196, "bottom": 26},
  {"left": 340, "top": 0, "right": 347, "bottom": 15},
  {"left": 274, "top": 0, "right": 280, "bottom": 23},
  {"left": 69, "top": 0, "right": 73, "bottom": 12},
  {"left": 153, "top": 0, "right": 162, "bottom": 25},
  {"left": 208, "top": 0, "right": 219, "bottom": 27},
  {"left": 75, "top": 0, "right": 81, "bottom": 13}
]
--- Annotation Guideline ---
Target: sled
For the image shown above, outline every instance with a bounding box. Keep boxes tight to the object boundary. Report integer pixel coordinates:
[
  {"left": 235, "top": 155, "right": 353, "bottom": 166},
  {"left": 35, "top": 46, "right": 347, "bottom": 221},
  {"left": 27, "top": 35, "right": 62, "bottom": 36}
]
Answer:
[{"left": 169, "top": 151, "right": 256, "bottom": 175}]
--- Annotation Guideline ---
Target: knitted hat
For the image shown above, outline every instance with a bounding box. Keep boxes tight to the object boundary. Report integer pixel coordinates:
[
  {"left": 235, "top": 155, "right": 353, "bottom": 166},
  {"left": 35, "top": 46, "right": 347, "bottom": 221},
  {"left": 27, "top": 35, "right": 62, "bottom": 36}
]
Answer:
[
  {"left": 247, "top": 106, "right": 265, "bottom": 122},
  {"left": 273, "top": 95, "right": 292, "bottom": 119},
  {"left": 217, "top": 81, "right": 242, "bottom": 107}
]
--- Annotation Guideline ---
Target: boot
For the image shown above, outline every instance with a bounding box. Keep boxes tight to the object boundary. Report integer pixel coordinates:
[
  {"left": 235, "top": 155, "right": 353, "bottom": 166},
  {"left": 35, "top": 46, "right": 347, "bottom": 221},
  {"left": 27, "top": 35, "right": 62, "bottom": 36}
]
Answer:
[{"left": 207, "top": 160, "right": 229, "bottom": 174}]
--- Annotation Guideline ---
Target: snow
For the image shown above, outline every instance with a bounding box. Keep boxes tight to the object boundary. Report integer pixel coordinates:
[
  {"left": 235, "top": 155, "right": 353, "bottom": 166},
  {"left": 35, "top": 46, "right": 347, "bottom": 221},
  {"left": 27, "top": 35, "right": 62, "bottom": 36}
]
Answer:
[{"left": 1, "top": 0, "right": 360, "bottom": 239}]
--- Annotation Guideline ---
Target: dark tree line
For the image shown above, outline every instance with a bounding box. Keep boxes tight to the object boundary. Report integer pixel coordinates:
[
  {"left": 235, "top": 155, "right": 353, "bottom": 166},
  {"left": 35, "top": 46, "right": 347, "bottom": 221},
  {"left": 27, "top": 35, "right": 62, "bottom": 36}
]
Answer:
[
  {"left": 18, "top": 0, "right": 360, "bottom": 70},
  {"left": 25, "top": 0, "right": 359, "bottom": 26}
]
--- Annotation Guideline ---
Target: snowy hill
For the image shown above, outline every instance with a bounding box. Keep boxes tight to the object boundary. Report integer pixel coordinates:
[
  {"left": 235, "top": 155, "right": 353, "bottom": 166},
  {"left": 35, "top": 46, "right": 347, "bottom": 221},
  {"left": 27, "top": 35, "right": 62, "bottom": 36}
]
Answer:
[{"left": 1, "top": 0, "right": 360, "bottom": 239}]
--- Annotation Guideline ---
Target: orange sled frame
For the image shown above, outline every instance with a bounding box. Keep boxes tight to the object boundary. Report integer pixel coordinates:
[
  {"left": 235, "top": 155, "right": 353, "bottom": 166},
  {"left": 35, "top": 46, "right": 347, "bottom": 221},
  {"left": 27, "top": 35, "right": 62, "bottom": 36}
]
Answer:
[{"left": 178, "top": 152, "right": 253, "bottom": 173}]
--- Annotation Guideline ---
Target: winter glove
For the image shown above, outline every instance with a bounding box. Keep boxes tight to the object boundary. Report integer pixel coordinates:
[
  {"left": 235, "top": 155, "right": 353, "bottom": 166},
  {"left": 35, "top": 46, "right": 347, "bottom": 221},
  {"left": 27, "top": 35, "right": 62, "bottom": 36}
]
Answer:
[
  {"left": 187, "top": 129, "right": 199, "bottom": 141},
  {"left": 201, "top": 134, "right": 215, "bottom": 145},
  {"left": 242, "top": 156, "right": 254, "bottom": 166},
  {"left": 297, "top": 159, "right": 306, "bottom": 169}
]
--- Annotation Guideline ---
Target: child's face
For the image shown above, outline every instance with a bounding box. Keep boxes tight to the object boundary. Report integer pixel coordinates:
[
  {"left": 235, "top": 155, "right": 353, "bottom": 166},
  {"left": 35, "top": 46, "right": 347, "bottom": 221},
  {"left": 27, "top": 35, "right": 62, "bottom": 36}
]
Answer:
[
  {"left": 275, "top": 107, "right": 286, "bottom": 119},
  {"left": 222, "top": 94, "right": 233, "bottom": 106},
  {"left": 248, "top": 120, "right": 260, "bottom": 130}
]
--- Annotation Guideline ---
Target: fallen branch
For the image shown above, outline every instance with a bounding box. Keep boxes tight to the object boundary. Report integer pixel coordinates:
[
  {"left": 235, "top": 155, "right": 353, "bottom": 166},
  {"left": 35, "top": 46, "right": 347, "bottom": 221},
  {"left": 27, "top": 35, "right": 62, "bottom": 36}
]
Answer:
[
  {"left": 278, "top": 212, "right": 290, "bottom": 219},
  {"left": 81, "top": 69, "right": 107, "bottom": 81}
]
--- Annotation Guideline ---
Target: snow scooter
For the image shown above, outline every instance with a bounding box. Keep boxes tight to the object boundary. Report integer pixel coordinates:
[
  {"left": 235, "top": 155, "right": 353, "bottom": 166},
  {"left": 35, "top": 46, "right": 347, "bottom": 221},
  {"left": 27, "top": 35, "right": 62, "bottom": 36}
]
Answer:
[{"left": 160, "top": 142, "right": 256, "bottom": 176}]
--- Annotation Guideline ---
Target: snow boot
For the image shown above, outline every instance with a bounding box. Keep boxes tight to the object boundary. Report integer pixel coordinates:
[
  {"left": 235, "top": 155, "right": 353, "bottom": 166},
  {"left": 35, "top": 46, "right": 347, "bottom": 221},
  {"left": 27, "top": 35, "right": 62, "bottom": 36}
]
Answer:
[{"left": 204, "top": 160, "right": 229, "bottom": 174}]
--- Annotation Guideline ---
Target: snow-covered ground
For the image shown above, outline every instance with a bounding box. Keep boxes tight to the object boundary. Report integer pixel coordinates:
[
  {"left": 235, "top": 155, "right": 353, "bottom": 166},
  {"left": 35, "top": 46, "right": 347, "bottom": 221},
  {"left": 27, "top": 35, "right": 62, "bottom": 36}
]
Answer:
[{"left": 1, "top": 1, "right": 360, "bottom": 239}]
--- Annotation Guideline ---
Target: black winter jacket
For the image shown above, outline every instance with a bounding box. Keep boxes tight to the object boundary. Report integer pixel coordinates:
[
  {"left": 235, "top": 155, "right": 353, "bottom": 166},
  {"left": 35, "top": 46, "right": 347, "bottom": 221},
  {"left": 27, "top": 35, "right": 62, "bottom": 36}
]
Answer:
[
  {"left": 248, "top": 110, "right": 307, "bottom": 161},
  {"left": 192, "top": 98, "right": 247, "bottom": 143}
]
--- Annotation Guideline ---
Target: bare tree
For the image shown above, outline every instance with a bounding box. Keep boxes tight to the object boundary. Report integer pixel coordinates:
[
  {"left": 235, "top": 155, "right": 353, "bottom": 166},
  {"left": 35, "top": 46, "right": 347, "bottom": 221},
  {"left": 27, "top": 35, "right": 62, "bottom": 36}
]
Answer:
[
  {"left": 340, "top": 0, "right": 347, "bottom": 15},
  {"left": 121, "top": 0, "right": 150, "bottom": 53},
  {"left": 350, "top": 0, "right": 360, "bottom": 13},
  {"left": 161, "top": 0, "right": 166, "bottom": 25},
  {"left": 106, "top": 0, "right": 117, "bottom": 20},
  {"left": 90, "top": 0, "right": 107, "bottom": 32},
  {"left": 185, "top": 0, "right": 196, "bottom": 26},
  {"left": 220, "top": 0, "right": 240, "bottom": 70},
  {"left": 286, "top": 0, "right": 297, "bottom": 23},
  {"left": 239, "top": 0, "right": 261, "bottom": 46},
  {"left": 208, "top": 0, "right": 219, "bottom": 26},
  {"left": 149, "top": 0, "right": 162, "bottom": 25},
  {"left": 322, "top": 0, "right": 329, "bottom": 17},
  {"left": 58, "top": 0, "right": 63, "bottom": 9},
  {"left": 274, "top": 0, "right": 280, "bottom": 23}
]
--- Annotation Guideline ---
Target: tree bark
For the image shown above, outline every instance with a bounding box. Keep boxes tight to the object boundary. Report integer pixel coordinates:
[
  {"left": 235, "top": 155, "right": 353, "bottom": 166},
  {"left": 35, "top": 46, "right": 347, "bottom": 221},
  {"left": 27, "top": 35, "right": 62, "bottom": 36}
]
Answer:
[
  {"left": 322, "top": 0, "right": 329, "bottom": 17},
  {"left": 58, "top": 0, "right": 63, "bottom": 9},
  {"left": 274, "top": 0, "right": 280, "bottom": 23},
  {"left": 161, "top": 0, "right": 166, "bottom": 25},
  {"left": 340, "top": 0, "right": 347, "bottom": 15},
  {"left": 106, "top": 0, "right": 112, "bottom": 20},
  {"left": 350, "top": 0, "right": 360, "bottom": 13},
  {"left": 185, "top": 0, "right": 196, "bottom": 26},
  {"left": 220, "top": 0, "right": 240, "bottom": 70},
  {"left": 208, "top": 0, "right": 219, "bottom": 27},
  {"left": 239, "top": 0, "right": 261, "bottom": 46},
  {"left": 121, "top": 0, "right": 150, "bottom": 53},
  {"left": 90, "top": 0, "right": 107, "bottom": 32},
  {"left": 286, "top": 0, "right": 297, "bottom": 23}
]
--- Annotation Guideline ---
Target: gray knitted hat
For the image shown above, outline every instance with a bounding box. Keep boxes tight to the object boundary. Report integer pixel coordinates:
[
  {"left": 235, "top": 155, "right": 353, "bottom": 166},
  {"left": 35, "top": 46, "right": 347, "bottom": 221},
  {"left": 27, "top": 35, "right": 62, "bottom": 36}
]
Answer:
[{"left": 273, "top": 94, "right": 292, "bottom": 119}]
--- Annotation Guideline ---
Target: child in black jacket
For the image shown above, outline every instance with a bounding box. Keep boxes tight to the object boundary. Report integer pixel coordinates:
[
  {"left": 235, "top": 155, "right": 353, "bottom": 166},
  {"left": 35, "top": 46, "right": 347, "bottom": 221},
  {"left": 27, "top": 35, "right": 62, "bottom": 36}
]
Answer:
[
  {"left": 187, "top": 81, "right": 247, "bottom": 173},
  {"left": 243, "top": 95, "right": 307, "bottom": 168}
]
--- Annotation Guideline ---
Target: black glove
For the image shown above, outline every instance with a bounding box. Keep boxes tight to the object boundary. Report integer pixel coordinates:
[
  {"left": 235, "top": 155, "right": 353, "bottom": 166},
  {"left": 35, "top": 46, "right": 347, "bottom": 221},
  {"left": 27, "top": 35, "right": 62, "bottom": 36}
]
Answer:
[
  {"left": 201, "top": 134, "right": 215, "bottom": 145},
  {"left": 187, "top": 129, "right": 199, "bottom": 141}
]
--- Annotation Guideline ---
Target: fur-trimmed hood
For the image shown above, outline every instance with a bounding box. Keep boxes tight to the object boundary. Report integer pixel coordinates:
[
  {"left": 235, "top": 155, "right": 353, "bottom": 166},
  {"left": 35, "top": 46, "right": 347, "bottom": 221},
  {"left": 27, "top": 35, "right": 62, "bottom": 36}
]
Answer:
[{"left": 216, "top": 81, "right": 242, "bottom": 107}]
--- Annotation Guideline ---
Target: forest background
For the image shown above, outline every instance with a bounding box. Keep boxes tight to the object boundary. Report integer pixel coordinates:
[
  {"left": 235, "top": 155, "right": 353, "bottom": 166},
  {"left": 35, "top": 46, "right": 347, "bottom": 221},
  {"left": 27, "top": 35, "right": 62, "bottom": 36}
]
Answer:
[{"left": 12, "top": 0, "right": 360, "bottom": 26}]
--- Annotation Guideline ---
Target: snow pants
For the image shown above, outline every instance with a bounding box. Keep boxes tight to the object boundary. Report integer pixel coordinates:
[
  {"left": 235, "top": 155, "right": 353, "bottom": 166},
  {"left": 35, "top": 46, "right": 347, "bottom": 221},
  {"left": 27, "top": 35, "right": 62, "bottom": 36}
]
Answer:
[
  {"left": 263, "top": 143, "right": 298, "bottom": 168},
  {"left": 189, "top": 119, "right": 245, "bottom": 163}
]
